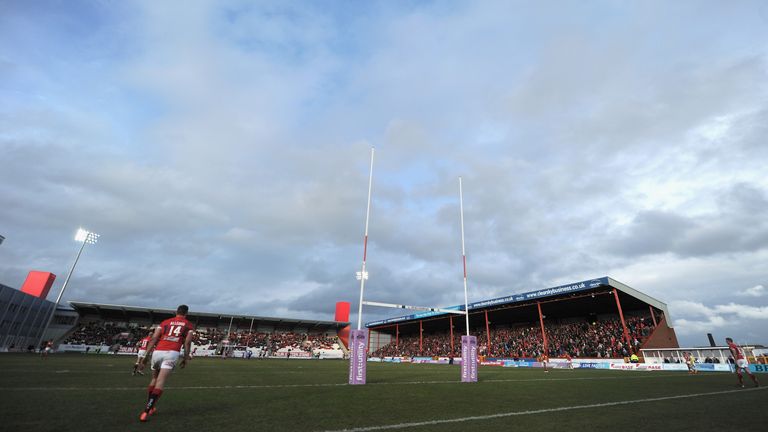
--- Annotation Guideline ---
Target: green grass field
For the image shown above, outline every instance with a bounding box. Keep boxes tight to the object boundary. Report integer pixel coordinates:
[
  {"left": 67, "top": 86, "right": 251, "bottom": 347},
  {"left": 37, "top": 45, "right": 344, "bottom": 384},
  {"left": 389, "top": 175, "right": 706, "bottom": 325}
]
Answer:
[{"left": 0, "top": 354, "right": 764, "bottom": 432}]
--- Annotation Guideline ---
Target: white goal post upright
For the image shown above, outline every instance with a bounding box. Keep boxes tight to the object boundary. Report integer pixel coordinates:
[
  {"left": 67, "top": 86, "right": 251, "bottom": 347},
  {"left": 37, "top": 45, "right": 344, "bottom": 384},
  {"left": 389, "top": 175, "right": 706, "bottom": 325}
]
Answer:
[
  {"left": 350, "top": 147, "right": 375, "bottom": 385},
  {"left": 459, "top": 176, "right": 478, "bottom": 382},
  {"left": 356, "top": 147, "right": 375, "bottom": 331},
  {"left": 459, "top": 176, "right": 470, "bottom": 337}
]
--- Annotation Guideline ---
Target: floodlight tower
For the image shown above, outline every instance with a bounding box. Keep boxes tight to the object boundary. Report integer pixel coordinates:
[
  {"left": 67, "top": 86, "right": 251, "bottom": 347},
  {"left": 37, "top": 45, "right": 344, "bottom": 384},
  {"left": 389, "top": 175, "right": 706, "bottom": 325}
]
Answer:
[{"left": 37, "top": 228, "right": 99, "bottom": 349}]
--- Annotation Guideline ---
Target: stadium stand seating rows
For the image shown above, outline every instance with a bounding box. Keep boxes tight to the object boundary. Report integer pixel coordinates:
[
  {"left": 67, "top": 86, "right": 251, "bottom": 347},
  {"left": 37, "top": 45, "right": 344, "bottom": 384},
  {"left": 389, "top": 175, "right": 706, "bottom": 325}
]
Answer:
[
  {"left": 64, "top": 322, "right": 147, "bottom": 347},
  {"left": 62, "top": 323, "right": 340, "bottom": 354},
  {"left": 372, "top": 314, "right": 654, "bottom": 358},
  {"left": 63, "top": 314, "right": 655, "bottom": 359}
]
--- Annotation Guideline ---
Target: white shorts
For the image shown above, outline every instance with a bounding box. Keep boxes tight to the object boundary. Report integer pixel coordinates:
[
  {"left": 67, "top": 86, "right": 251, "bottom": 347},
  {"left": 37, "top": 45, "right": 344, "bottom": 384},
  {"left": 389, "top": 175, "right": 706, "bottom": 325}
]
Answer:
[
  {"left": 736, "top": 359, "right": 748, "bottom": 369},
  {"left": 151, "top": 350, "right": 180, "bottom": 371},
  {"left": 137, "top": 349, "right": 147, "bottom": 359}
]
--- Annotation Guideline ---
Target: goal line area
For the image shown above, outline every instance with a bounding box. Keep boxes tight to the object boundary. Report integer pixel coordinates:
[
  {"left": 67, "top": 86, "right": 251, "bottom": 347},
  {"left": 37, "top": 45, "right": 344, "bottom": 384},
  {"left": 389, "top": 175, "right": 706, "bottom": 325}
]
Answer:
[{"left": 0, "top": 371, "right": 721, "bottom": 392}]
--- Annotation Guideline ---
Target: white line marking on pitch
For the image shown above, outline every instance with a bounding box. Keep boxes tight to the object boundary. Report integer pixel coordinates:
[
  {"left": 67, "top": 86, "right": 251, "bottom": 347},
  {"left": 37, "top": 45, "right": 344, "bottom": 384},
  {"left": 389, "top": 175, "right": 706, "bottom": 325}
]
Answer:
[
  {"left": 0, "top": 373, "right": 715, "bottom": 392},
  {"left": 316, "top": 387, "right": 766, "bottom": 432}
]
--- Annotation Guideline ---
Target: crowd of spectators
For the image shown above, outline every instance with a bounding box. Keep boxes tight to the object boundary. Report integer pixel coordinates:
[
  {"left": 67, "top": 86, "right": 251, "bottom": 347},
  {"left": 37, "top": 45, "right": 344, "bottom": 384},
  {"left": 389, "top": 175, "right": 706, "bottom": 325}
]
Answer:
[
  {"left": 307, "top": 335, "right": 338, "bottom": 350},
  {"left": 194, "top": 328, "right": 270, "bottom": 349},
  {"left": 63, "top": 322, "right": 147, "bottom": 347},
  {"left": 62, "top": 314, "right": 658, "bottom": 360},
  {"left": 483, "top": 315, "right": 653, "bottom": 358},
  {"left": 372, "top": 314, "right": 656, "bottom": 359},
  {"left": 374, "top": 333, "right": 458, "bottom": 358},
  {"left": 62, "top": 322, "right": 340, "bottom": 354},
  {"left": 195, "top": 330, "right": 326, "bottom": 353}
]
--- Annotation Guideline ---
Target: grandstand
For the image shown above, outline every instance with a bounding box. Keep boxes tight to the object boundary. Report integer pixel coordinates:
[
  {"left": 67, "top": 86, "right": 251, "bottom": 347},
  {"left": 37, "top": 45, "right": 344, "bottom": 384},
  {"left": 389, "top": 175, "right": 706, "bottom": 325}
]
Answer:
[
  {"left": 3, "top": 276, "right": 680, "bottom": 364},
  {"left": 56, "top": 302, "right": 349, "bottom": 359},
  {"left": 366, "top": 276, "right": 679, "bottom": 360}
]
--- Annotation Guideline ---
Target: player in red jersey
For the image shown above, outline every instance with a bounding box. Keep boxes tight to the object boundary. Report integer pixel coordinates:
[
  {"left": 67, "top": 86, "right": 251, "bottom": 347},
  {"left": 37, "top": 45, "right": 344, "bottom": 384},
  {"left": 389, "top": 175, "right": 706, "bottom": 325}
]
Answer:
[
  {"left": 132, "top": 330, "right": 154, "bottom": 376},
  {"left": 139, "top": 305, "right": 195, "bottom": 422},
  {"left": 726, "top": 337, "right": 758, "bottom": 388},
  {"left": 540, "top": 353, "right": 549, "bottom": 373}
]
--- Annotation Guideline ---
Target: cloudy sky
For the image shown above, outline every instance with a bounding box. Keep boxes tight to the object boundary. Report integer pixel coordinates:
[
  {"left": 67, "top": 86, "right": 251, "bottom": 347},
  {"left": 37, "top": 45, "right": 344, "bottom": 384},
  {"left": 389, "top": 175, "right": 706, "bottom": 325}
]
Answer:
[{"left": 1, "top": 0, "right": 767, "bottom": 347}]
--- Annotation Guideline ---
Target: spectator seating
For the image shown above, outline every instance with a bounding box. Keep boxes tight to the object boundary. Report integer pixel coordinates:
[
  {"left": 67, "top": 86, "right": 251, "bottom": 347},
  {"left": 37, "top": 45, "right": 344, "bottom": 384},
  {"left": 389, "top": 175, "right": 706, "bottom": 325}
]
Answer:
[
  {"left": 372, "top": 314, "right": 655, "bottom": 358},
  {"left": 63, "top": 321, "right": 343, "bottom": 356}
]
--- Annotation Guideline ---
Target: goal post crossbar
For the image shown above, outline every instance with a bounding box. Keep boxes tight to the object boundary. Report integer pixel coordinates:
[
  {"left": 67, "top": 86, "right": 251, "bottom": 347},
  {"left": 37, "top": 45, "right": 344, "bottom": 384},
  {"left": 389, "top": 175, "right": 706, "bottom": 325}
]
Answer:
[{"left": 362, "top": 300, "right": 467, "bottom": 315}]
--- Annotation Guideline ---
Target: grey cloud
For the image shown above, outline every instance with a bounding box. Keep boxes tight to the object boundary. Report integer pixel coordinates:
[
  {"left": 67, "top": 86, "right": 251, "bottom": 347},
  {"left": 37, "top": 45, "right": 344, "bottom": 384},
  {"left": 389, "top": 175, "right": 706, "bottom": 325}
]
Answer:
[
  {"left": 609, "top": 211, "right": 695, "bottom": 257},
  {"left": 609, "top": 184, "right": 768, "bottom": 258}
]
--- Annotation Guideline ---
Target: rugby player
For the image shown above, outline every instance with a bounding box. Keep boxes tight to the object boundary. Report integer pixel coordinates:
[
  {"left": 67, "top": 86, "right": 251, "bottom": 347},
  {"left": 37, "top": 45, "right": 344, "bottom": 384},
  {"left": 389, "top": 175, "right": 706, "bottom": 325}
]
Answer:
[
  {"left": 139, "top": 305, "right": 195, "bottom": 422},
  {"left": 132, "top": 330, "right": 153, "bottom": 376},
  {"left": 41, "top": 340, "right": 53, "bottom": 359},
  {"left": 726, "top": 337, "right": 758, "bottom": 388},
  {"left": 684, "top": 352, "right": 697, "bottom": 374}
]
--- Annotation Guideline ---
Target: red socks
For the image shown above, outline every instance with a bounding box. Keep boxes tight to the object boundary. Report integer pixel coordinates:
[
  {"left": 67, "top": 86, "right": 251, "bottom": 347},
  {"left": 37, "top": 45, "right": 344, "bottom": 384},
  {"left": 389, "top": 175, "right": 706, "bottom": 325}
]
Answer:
[{"left": 145, "top": 389, "right": 163, "bottom": 412}]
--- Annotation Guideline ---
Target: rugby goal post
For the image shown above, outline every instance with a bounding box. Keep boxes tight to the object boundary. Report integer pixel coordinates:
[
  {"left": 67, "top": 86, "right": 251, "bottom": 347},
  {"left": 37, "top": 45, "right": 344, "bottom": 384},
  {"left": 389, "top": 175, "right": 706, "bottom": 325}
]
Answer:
[{"left": 349, "top": 150, "right": 477, "bottom": 384}]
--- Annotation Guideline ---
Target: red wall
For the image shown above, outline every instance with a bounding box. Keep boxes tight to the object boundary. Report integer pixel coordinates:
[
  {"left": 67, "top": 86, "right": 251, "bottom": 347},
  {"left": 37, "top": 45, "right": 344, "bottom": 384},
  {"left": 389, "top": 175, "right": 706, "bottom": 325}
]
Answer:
[
  {"left": 21, "top": 271, "right": 56, "bottom": 299},
  {"left": 335, "top": 301, "right": 351, "bottom": 348},
  {"left": 337, "top": 325, "right": 351, "bottom": 349},
  {"left": 335, "top": 301, "right": 351, "bottom": 322}
]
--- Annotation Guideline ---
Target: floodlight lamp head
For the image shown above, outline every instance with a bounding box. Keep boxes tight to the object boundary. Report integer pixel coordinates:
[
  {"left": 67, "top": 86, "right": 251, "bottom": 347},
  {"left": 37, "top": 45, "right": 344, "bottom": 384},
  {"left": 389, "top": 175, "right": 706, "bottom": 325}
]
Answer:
[
  {"left": 356, "top": 271, "right": 369, "bottom": 281},
  {"left": 75, "top": 228, "right": 100, "bottom": 245}
]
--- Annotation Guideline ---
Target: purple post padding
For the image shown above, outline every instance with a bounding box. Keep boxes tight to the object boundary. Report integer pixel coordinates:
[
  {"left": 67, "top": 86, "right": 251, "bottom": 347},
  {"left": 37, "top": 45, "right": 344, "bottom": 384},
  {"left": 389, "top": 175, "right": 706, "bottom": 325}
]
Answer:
[
  {"left": 349, "top": 329, "right": 368, "bottom": 385},
  {"left": 461, "top": 335, "right": 478, "bottom": 382}
]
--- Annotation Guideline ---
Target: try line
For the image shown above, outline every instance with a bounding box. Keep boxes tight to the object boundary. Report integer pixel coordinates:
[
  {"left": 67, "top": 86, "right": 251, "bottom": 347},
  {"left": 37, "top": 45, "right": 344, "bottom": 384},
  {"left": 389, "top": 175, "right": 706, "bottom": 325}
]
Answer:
[
  {"left": 315, "top": 387, "right": 766, "bottom": 432},
  {"left": 0, "top": 373, "right": 717, "bottom": 392}
]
